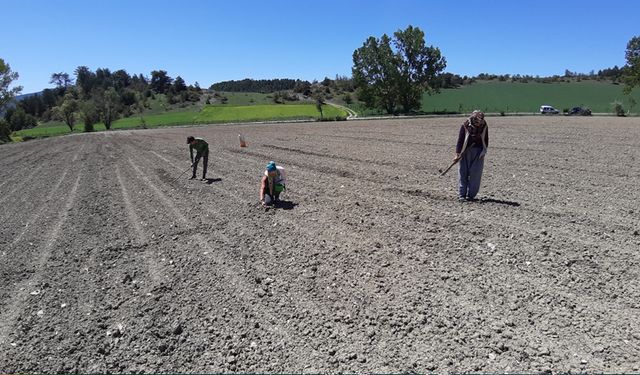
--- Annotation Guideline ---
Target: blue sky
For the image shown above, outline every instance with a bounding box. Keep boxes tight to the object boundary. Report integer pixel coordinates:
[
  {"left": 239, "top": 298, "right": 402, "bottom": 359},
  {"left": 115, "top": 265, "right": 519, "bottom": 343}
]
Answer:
[{"left": 3, "top": 0, "right": 639, "bottom": 93}]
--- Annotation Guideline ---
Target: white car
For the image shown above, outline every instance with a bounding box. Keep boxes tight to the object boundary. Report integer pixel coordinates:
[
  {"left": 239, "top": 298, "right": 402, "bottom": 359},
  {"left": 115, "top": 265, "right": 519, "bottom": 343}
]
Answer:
[{"left": 540, "top": 105, "right": 559, "bottom": 114}]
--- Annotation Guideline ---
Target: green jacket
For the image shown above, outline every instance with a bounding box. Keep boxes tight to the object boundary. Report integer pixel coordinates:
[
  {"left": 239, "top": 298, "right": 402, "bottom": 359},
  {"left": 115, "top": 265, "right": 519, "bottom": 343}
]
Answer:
[{"left": 189, "top": 138, "right": 209, "bottom": 161}]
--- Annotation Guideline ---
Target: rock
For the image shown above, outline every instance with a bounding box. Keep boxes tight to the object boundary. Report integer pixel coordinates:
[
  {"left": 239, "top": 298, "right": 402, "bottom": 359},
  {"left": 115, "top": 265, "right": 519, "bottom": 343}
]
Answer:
[
  {"left": 488, "top": 353, "right": 496, "bottom": 360},
  {"left": 36, "top": 310, "right": 44, "bottom": 317},
  {"left": 122, "top": 274, "right": 133, "bottom": 284},
  {"left": 172, "top": 322, "right": 183, "bottom": 335},
  {"left": 538, "top": 346, "right": 551, "bottom": 356},
  {"left": 366, "top": 327, "right": 376, "bottom": 338},
  {"left": 425, "top": 363, "right": 437, "bottom": 371},
  {"left": 634, "top": 230, "right": 639, "bottom": 236}
]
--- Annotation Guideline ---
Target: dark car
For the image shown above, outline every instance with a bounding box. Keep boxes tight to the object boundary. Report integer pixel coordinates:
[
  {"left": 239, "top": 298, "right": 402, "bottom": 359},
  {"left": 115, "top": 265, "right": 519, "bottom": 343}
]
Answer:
[{"left": 567, "top": 106, "right": 592, "bottom": 116}]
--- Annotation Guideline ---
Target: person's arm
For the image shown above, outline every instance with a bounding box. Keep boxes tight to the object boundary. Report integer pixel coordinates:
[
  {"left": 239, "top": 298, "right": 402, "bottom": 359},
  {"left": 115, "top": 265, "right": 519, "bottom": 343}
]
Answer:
[
  {"left": 189, "top": 145, "right": 194, "bottom": 163},
  {"left": 260, "top": 175, "right": 267, "bottom": 203},
  {"left": 485, "top": 126, "right": 489, "bottom": 148},
  {"left": 480, "top": 126, "right": 489, "bottom": 159},
  {"left": 455, "top": 124, "right": 466, "bottom": 158}
]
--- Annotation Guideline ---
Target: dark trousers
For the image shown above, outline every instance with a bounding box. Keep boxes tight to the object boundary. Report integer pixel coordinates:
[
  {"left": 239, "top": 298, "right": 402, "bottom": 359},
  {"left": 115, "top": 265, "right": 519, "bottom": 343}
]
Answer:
[{"left": 192, "top": 150, "right": 209, "bottom": 178}]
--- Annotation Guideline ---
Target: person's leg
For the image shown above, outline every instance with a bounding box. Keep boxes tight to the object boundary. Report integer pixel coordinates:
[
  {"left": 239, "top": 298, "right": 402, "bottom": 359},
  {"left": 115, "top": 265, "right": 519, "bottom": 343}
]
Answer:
[
  {"left": 202, "top": 152, "right": 209, "bottom": 179},
  {"left": 466, "top": 148, "right": 485, "bottom": 200},
  {"left": 458, "top": 153, "right": 470, "bottom": 199},
  {"left": 192, "top": 155, "right": 200, "bottom": 179}
]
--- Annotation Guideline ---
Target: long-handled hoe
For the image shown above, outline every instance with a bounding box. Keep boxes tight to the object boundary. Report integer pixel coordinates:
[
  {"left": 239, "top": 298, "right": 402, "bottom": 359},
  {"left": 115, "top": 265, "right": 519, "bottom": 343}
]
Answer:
[
  {"left": 439, "top": 140, "right": 475, "bottom": 176},
  {"left": 438, "top": 157, "right": 460, "bottom": 176},
  {"left": 171, "top": 162, "right": 195, "bottom": 183}
]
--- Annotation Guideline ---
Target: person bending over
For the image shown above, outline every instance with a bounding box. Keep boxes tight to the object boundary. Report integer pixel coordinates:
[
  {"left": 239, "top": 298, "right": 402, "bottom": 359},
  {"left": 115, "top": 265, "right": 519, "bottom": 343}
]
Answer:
[{"left": 187, "top": 136, "right": 209, "bottom": 180}]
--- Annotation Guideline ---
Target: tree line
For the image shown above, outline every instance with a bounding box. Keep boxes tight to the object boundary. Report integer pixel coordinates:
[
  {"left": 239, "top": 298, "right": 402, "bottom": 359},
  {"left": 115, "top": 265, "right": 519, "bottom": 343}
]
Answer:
[
  {"left": 2, "top": 67, "right": 203, "bottom": 134},
  {"left": 210, "top": 79, "right": 301, "bottom": 93}
]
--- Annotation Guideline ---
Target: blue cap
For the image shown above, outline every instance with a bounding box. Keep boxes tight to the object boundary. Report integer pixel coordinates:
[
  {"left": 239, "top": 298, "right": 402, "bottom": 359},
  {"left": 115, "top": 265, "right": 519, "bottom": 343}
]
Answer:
[{"left": 266, "top": 161, "right": 277, "bottom": 172}]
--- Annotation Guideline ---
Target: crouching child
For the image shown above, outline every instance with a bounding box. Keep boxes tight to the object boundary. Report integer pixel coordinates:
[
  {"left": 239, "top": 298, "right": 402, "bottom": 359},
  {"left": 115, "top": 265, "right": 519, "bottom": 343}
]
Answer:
[{"left": 260, "top": 161, "right": 286, "bottom": 206}]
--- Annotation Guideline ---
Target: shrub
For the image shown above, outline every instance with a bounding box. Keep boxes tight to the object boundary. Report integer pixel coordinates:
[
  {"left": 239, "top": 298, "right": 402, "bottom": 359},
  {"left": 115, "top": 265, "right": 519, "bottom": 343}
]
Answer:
[
  {"left": 612, "top": 101, "right": 626, "bottom": 116},
  {"left": 7, "top": 107, "right": 38, "bottom": 131},
  {"left": 81, "top": 101, "right": 99, "bottom": 132},
  {"left": 0, "top": 119, "right": 11, "bottom": 142}
]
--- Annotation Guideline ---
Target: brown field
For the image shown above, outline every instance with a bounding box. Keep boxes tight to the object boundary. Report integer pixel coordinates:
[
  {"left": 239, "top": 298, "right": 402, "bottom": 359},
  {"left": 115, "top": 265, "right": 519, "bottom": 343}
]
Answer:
[{"left": 0, "top": 116, "right": 639, "bottom": 373}]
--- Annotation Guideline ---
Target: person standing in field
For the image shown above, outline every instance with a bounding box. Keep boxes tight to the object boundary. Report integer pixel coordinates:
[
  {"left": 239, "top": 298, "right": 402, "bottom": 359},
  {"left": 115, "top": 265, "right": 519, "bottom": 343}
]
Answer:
[
  {"left": 260, "top": 161, "right": 287, "bottom": 206},
  {"left": 454, "top": 110, "right": 488, "bottom": 201},
  {"left": 187, "top": 136, "right": 209, "bottom": 180}
]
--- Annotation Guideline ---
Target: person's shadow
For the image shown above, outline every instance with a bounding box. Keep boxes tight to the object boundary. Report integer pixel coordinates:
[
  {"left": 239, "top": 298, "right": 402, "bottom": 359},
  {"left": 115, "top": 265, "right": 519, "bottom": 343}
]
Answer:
[
  {"left": 274, "top": 200, "right": 297, "bottom": 210},
  {"left": 205, "top": 178, "right": 222, "bottom": 184},
  {"left": 479, "top": 198, "right": 520, "bottom": 207}
]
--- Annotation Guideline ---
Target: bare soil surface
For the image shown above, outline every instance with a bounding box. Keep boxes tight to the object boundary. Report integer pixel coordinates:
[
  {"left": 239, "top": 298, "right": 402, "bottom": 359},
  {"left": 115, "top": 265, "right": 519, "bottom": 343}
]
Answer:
[{"left": 1, "top": 116, "right": 639, "bottom": 373}]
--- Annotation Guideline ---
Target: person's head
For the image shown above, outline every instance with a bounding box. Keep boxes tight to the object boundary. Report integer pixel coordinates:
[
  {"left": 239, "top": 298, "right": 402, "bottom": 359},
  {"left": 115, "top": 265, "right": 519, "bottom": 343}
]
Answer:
[
  {"left": 187, "top": 136, "right": 195, "bottom": 145},
  {"left": 266, "top": 161, "right": 277, "bottom": 177},
  {"left": 471, "top": 110, "right": 485, "bottom": 120}
]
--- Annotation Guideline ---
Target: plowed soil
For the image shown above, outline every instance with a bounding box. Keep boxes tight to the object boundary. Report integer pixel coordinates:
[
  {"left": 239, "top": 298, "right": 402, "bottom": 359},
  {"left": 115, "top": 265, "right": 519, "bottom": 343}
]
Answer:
[{"left": 1, "top": 116, "right": 639, "bottom": 373}]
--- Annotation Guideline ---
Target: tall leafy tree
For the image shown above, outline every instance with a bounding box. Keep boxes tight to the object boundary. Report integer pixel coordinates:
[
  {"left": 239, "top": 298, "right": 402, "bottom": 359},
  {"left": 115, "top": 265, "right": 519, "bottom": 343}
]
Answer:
[
  {"left": 623, "top": 36, "right": 640, "bottom": 94},
  {"left": 95, "top": 68, "right": 113, "bottom": 89},
  {"left": 95, "top": 87, "right": 121, "bottom": 130},
  {"left": 74, "top": 66, "right": 96, "bottom": 98},
  {"left": 53, "top": 91, "right": 80, "bottom": 131},
  {"left": 0, "top": 58, "right": 21, "bottom": 141},
  {"left": 49, "top": 72, "right": 73, "bottom": 89},
  {"left": 150, "top": 70, "right": 173, "bottom": 94},
  {"left": 112, "top": 69, "right": 132, "bottom": 92},
  {"left": 393, "top": 26, "right": 446, "bottom": 113},
  {"left": 352, "top": 25, "right": 446, "bottom": 114},
  {"left": 1, "top": 58, "right": 22, "bottom": 112},
  {"left": 173, "top": 76, "right": 187, "bottom": 93},
  {"left": 352, "top": 34, "right": 400, "bottom": 114}
]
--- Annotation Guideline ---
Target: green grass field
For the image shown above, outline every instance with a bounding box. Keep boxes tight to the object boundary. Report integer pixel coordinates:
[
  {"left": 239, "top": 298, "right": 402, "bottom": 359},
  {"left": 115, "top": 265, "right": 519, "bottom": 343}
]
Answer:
[
  {"left": 421, "top": 80, "right": 640, "bottom": 114},
  {"left": 14, "top": 103, "right": 347, "bottom": 139},
  {"left": 195, "top": 104, "right": 345, "bottom": 123}
]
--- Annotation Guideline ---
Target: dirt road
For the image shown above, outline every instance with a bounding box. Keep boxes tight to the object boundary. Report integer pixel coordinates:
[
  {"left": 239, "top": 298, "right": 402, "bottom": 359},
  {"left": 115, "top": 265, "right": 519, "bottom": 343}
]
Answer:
[{"left": 1, "top": 116, "right": 639, "bottom": 373}]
